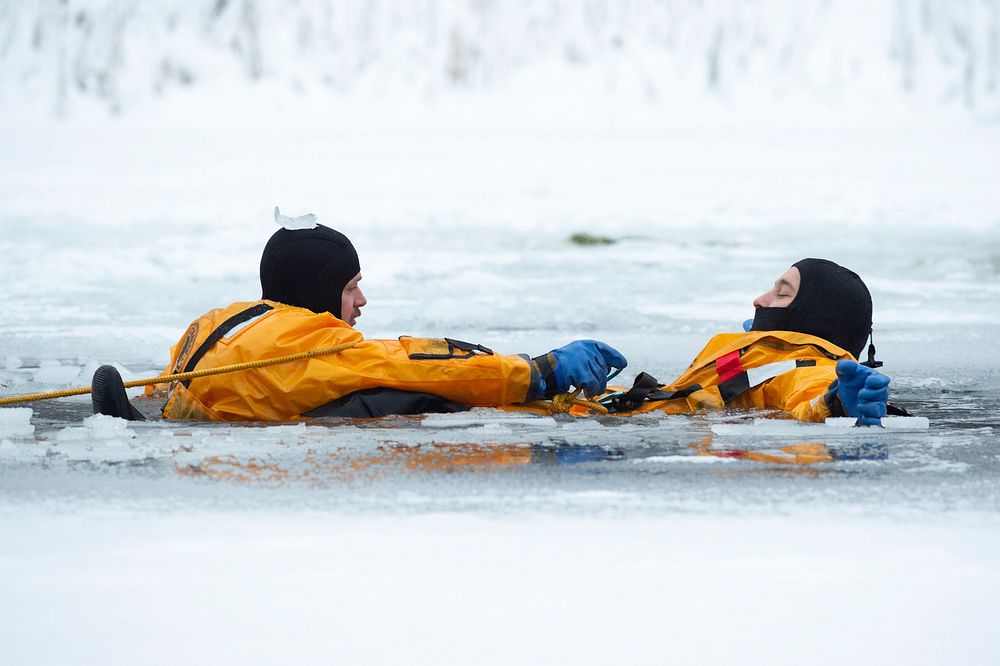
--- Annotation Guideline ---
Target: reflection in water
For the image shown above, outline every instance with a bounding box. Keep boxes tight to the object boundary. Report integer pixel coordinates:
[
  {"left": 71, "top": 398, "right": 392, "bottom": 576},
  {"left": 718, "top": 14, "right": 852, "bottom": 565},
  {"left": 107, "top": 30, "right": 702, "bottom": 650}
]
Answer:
[
  {"left": 174, "top": 434, "right": 890, "bottom": 485},
  {"left": 176, "top": 443, "right": 623, "bottom": 484},
  {"left": 691, "top": 438, "right": 888, "bottom": 466}
]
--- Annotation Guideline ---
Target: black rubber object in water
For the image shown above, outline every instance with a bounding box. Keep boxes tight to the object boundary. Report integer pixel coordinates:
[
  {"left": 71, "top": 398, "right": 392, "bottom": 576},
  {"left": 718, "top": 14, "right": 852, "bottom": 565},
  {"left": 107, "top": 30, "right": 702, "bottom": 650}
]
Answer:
[{"left": 91, "top": 365, "right": 145, "bottom": 421}]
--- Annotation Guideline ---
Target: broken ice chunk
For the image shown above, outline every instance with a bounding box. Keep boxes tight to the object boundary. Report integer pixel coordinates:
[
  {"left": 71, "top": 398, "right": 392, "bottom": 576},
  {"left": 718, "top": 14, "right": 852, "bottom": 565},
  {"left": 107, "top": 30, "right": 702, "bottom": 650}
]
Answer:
[{"left": 0, "top": 407, "right": 34, "bottom": 439}]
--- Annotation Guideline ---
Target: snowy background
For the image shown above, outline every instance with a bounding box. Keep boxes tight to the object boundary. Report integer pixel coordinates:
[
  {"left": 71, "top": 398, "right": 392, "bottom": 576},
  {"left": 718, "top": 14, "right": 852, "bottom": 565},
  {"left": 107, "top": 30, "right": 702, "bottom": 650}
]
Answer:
[
  {"left": 3, "top": 0, "right": 1000, "bottom": 120},
  {"left": 2, "top": 2, "right": 1000, "bottom": 664}
]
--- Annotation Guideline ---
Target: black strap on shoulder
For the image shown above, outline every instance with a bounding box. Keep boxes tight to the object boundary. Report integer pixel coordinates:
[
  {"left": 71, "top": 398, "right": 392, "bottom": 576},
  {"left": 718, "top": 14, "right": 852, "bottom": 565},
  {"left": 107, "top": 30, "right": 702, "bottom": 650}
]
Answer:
[{"left": 182, "top": 303, "right": 273, "bottom": 387}]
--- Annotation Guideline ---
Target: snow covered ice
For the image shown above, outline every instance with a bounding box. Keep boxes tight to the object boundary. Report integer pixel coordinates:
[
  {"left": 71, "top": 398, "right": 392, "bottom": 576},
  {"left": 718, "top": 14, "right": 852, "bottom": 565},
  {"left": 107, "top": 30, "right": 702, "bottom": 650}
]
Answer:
[
  {"left": 0, "top": 407, "right": 34, "bottom": 440},
  {"left": 1, "top": 2, "right": 999, "bottom": 664}
]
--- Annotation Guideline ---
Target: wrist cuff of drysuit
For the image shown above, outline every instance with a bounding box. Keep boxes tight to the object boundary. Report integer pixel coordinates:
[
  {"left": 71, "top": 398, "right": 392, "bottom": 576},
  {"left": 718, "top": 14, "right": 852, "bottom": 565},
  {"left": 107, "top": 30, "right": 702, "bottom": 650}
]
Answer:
[
  {"left": 529, "top": 353, "right": 559, "bottom": 400},
  {"left": 823, "top": 379, "right": 849, "bottom": 417}
]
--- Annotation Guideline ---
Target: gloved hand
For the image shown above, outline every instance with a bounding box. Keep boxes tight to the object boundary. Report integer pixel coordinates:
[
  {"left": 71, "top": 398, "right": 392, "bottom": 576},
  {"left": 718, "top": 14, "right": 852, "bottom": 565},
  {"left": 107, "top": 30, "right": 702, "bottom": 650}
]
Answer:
[
  {"left": 540, "top": 340, "right": 627, "bottom": 398},
  {"left": 742, "top": 318, "right": 754, "bottom": 332},
  {"left": 835, "top": 359, "right": 890, "bottom": 426}
]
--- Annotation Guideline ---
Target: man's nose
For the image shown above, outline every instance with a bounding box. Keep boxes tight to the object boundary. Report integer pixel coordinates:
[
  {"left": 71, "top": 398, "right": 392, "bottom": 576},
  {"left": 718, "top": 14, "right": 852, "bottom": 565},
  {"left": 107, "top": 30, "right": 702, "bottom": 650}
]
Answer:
[
  {"left": 357, "top": 288, "right": 368, "bottom": 307},
  {"left": 752, "top": 291, "right": 771, "bottom": 308}
]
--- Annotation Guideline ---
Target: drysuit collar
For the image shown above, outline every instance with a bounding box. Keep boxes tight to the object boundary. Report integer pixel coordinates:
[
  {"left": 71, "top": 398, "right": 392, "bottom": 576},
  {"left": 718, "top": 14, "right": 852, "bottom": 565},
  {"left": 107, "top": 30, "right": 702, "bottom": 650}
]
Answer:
[
  {"left": 750, "top": 258, "right": 872, "bottom": 359},
  {"left": 259, "top": 224, "right": 360, "bottom": 320}
]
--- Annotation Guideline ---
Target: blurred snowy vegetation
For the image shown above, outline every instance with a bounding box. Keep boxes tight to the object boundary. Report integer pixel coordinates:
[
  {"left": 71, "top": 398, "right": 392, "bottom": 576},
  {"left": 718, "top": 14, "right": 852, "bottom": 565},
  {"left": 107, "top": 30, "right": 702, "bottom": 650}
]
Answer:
[{"left": 1, "top": 0, "right": 998, "bottom": 118}]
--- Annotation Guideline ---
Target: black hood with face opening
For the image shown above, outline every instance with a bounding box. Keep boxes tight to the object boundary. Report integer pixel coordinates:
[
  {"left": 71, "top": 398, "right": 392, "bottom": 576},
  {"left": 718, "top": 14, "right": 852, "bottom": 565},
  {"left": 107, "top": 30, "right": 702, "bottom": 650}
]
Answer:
[
  {"left": 259, "top": 224, "right": 360, "bottom": 319},
  {"left": 751, "top": 258, "right": 872, "bottom": 359}
]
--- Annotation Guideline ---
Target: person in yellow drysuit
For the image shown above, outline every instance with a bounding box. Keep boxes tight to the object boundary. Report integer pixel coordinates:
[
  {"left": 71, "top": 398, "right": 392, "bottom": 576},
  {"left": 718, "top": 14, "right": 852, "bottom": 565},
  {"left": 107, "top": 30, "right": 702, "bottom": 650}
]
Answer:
[
  {"left": 92, "top": 220, "right": 626, "bottom": 422},
  {"left": 590, "top": 259, "right": 893, "bottom": 424}
]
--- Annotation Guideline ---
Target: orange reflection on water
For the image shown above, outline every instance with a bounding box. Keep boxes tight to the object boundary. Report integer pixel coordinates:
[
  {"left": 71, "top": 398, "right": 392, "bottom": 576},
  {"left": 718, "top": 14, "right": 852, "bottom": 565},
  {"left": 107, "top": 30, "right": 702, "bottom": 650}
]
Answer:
[
  {"left": 176, "top": 442, "right": 535, "bottom": 484},
  {"left": 690, "top": 437, "right": 835, "bottom": 466}
]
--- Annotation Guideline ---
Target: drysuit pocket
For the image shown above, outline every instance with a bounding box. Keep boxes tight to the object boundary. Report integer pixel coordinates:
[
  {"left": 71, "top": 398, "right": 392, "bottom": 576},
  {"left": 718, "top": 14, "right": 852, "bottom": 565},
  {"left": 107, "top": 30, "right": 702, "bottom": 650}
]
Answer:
[{"left": 400, "top": 337, "right": 495, "bottom": 360}]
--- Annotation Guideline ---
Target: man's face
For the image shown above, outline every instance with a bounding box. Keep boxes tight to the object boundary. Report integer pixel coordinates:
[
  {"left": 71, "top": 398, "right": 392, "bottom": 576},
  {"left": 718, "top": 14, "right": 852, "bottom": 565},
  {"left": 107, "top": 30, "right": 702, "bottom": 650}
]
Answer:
[
  {"left": 340, "top": 272, "right": 367, "bottom": 326},
  {"left": 753, "top": 266, "right": 800, "bottom": 309}
]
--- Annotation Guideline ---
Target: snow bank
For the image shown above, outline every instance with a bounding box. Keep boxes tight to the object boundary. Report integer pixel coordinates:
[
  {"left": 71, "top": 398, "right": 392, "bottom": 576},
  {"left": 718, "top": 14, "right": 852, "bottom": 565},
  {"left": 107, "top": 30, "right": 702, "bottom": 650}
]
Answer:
[{"left": 2, "top": 0, "right": 998, "bottom": 122}]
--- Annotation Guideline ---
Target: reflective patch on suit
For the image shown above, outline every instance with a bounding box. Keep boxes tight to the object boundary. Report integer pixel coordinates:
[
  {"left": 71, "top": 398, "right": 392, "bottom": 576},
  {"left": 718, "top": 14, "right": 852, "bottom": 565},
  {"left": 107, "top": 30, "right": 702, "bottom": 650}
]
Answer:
[
  {"left": 171, "top": 322, "right": 200, "bottom": 374},
  {"left": 718, "top": 359, "right": 817, "bottom": 404},
  {"left": 400, "top": 337, "right": 494, "bottom": 360},
  {"left": 746, "top": 360, "right": 798, "bottom": 387}
]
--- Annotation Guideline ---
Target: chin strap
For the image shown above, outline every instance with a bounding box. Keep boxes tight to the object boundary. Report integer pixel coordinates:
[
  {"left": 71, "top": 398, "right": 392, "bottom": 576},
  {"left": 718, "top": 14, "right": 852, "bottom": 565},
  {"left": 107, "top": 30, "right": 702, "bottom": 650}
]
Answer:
[{"left": 861, "top": 330, "right": 883, "bottom": 369}]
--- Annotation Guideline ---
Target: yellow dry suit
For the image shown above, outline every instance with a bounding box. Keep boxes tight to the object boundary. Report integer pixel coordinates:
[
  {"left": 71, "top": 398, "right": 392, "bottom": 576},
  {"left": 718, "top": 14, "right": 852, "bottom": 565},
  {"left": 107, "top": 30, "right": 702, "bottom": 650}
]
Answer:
[
  {"left": 149, "top": 300, "right": 539, "bottom": 421},
  {"left": 597, "top": 330, "right": 855, "bottom": 422}
]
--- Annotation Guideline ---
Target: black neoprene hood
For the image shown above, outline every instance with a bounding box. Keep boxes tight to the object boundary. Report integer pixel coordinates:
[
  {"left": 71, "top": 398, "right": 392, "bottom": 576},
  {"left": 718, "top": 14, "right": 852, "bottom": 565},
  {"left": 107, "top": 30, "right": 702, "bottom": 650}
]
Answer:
[
  {"left": 751, "top": 258, "right": 873, "bottom": 359},
  {"left": 259, "top": 224, "right": 361, "bottom": 319}
]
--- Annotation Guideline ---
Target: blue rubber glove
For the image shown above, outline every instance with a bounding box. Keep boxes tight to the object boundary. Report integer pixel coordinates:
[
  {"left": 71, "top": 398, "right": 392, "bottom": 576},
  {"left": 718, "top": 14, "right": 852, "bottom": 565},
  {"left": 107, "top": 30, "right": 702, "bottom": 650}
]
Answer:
[
  {"left": 835, "top": 359, "right": 890, "bottom": 426},
  {"left": 742, "top": 318, "right": 754, "bottom": 332},
  {"left": 548, "top": 340, "right": 628, "bottom": 397}
]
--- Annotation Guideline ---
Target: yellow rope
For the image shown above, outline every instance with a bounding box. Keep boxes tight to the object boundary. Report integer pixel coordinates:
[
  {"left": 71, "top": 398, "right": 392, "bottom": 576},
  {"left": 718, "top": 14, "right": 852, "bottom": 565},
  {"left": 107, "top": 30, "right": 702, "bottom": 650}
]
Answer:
[
  {"left": 0, "top": 341, "right": 359, "bottom": 407},
  {"left": 0, "top": 339, "right": 606, "bottom": 416},
  {"left": 523, "top": 388, "right": 609, "bottom": 416},
  {"left": 0, "top": 385, "right": 94, "bottom": 405}
]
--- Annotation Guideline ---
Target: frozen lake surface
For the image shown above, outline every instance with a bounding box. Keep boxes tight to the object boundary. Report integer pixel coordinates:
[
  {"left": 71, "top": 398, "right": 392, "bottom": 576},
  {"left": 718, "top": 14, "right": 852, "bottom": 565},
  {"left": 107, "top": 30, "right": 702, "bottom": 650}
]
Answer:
[{"left": 1, "top": 119, "right": 999, "bottom": 664}]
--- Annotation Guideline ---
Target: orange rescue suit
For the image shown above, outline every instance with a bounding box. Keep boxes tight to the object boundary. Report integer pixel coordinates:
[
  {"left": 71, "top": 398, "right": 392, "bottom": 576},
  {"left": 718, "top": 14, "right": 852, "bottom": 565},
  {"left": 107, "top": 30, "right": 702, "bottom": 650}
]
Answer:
[
  {"left": 598, "top": 330, "right": 853, "bottom": 422},
  {"left": 150, "top": 300, "right": 538, "bottom": 421}
]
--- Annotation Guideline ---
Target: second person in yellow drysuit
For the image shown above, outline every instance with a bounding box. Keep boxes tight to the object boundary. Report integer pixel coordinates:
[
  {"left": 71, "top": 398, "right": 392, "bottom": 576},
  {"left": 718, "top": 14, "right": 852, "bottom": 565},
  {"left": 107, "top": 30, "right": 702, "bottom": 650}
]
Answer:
[{"left": 586, "top": 259, "right": 893, "bottom": 424}]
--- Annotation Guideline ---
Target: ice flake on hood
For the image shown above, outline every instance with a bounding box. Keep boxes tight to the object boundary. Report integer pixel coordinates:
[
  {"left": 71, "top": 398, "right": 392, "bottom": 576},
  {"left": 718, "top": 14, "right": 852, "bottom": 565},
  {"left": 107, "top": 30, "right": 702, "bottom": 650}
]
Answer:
[{"left": 274, "top": 206, "right": 317, "bottom": 230}]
